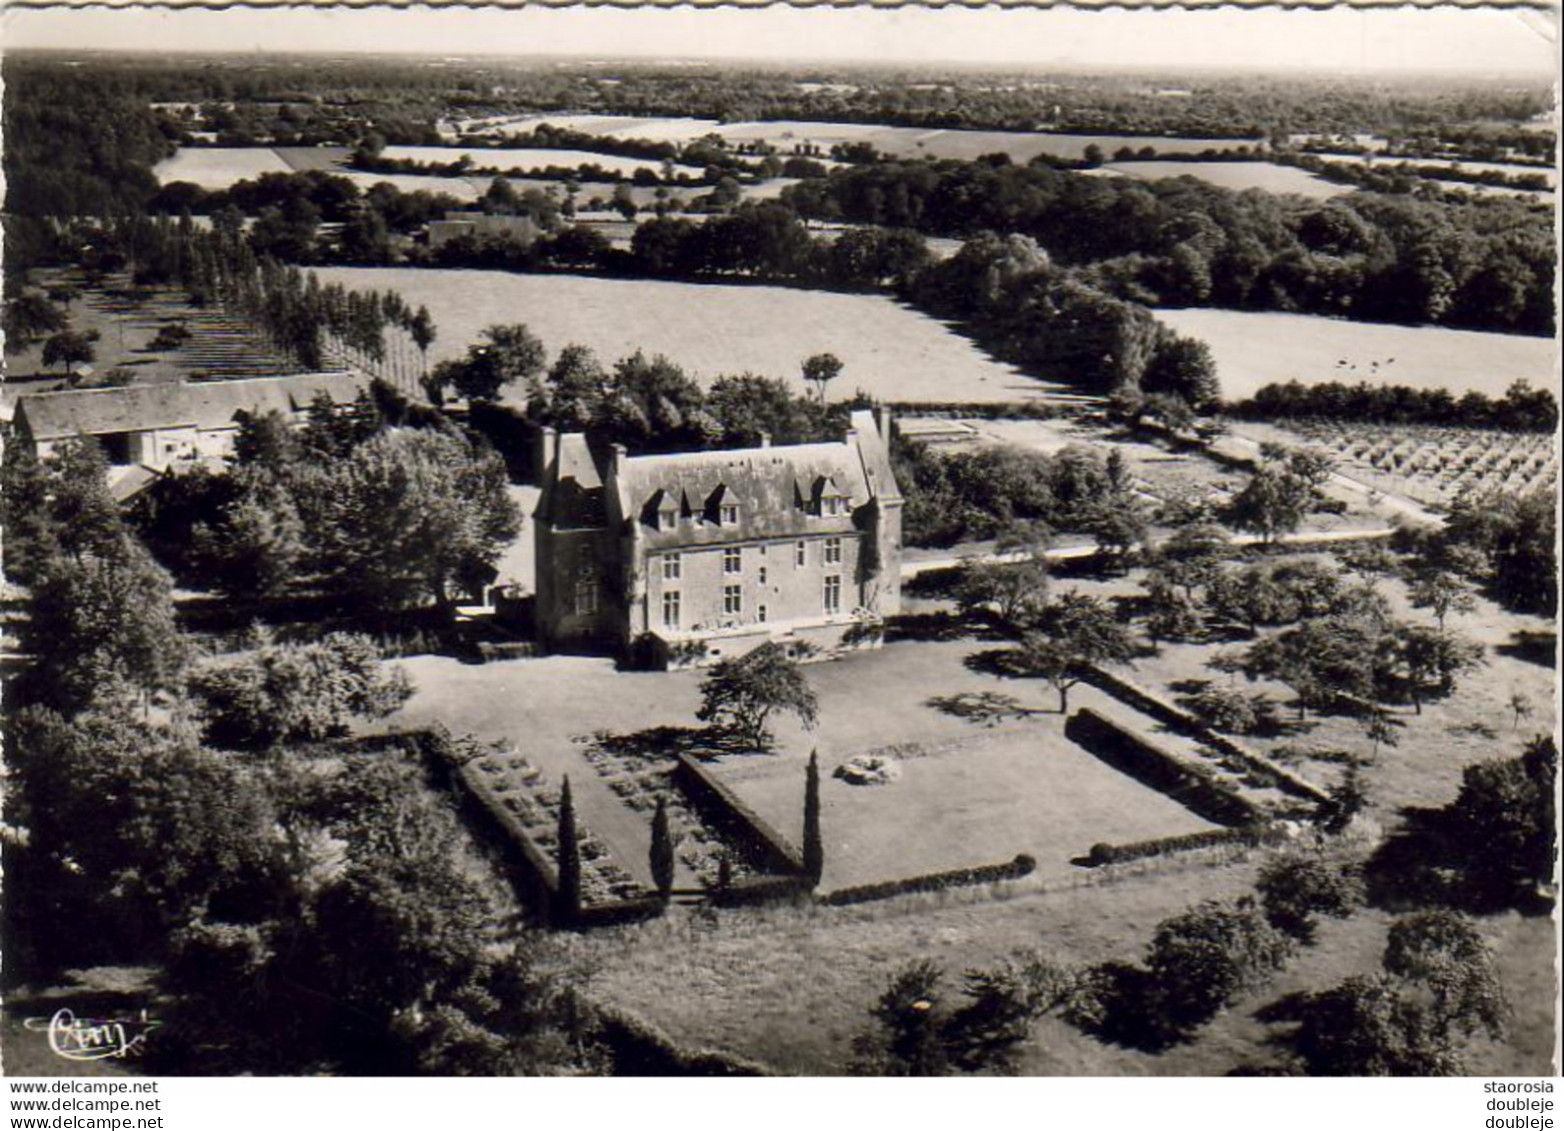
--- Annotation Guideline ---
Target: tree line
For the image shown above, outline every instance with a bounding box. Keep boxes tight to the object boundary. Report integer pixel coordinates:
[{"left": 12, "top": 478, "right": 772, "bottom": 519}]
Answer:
[
  {"left": 1231, "top": 379, "right": 1558, "bottom": 433},
  {"left": 782, "top": 158, "right": 1555, "bottom": 336}
]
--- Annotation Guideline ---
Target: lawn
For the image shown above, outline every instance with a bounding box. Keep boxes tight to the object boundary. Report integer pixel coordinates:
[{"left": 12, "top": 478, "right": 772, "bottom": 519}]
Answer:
[
  {"left": 313, "top": 267, "right": 1066, "bottom": 404},
  {"left": 703, "top": 638, "right": 1220, "bottom": 890},
  {"left": 1102, "top": 160, "right": 1349, "bottom": 200},
  {"left": 1154, "top": 308, "right": 1558, "bottom": 400}
]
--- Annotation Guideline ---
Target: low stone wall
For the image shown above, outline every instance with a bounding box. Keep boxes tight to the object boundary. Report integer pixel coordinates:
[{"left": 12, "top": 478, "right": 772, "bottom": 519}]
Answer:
[
  {"left": 1065, "top": 707, "right": 1263, "bottom": 827},
  {"left": 672, "top": 752, "right": 806, "bottom": 877},
  {"left": 1079, "top": 664, "right": 1330, "bottom": 804}
]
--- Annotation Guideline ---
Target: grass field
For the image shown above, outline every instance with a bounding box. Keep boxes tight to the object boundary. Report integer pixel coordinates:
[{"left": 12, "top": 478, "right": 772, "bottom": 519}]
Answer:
[
  {"left": 313, "top": 266, "right": 1066, "bottom": 403},
  {"left": 152, "top": 146, "right": 293, "bottom": 189},
  {"left": 707, "top": 643, "right": 1219, "bottom": 891},
  {"left": 1154, "top": 308, "right": 1558, "bottom": 400},
  {"left": 1102, "top": 160, "right": 1349, "bottom": 200},
  {"left": 1308, "top": 152, "right": 1557, "bottom": 189}
]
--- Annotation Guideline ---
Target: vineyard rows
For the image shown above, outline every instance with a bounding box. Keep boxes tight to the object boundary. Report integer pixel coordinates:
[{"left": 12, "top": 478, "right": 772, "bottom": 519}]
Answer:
[{"left": 1289, "top": 420, "right": 1558, "bottom": 508}]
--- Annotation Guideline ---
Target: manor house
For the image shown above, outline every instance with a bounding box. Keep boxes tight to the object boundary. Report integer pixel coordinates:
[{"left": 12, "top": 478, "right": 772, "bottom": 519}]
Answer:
[{"left": 534, "top": 409, "right": 903, "bottom": 667}]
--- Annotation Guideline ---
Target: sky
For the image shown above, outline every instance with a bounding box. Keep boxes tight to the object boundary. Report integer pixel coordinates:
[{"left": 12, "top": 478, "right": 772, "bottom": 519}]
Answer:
[{"left": 1, "top": 5, "right": 1557, "bottom": 75}]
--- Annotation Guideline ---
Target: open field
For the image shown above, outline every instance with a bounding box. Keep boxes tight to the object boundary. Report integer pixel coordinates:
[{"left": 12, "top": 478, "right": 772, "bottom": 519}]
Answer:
[
  {"left": 1155, "top": 308, "right": 1557, "bottom": 401},
  {"left": 1101, "top": 160, "right": 1349, "bottom": 200},
  {"left": 152, "top": 146, "right": 293, "bottom": 189},
  {"left": 314, "top": 266, "right": 1067, "bottom": 403},
  {"left": 574, "top": 852, "right": 1554, "bottom": 1076},
  {"left": 461, "top": 113, "right": 1259, "bottom": 164}
]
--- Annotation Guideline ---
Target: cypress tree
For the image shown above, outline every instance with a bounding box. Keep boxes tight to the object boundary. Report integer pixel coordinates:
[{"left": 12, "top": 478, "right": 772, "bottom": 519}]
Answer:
[
  {"left": 556, "top": 775, "right": 582, "bottom": 922},
  {"left": 650, "top": 795, "right": 675, "bottom": 897},
  {"left": 803, "top": 749, "right": 824, "bottom": 885}
]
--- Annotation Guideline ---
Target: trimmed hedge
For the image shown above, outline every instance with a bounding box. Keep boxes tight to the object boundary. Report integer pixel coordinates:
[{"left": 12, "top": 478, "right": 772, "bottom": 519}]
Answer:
[
  {"left": 1086, "top": 824, "right": 1288, "bottom": 867},
  {"left": 820, "top": 854, "right": 1036, "bottom": 907},
  {"left": 708, "top": 873, "right": 815, "bottom": 909},
  {"left": 1065, "top": 708, "right": 1261, "bottom": 827},
  {"left": 673, "top": 752, "right": 806, "bottom": 876}
]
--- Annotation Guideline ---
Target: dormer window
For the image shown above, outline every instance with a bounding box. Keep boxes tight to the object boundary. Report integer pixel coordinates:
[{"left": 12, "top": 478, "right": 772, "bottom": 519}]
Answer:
[
  {"left": 720, "top": 503, "right": 739, "bottom": 525},
  {"left": 659, "top": 507, "right": 679, "bottom": 529},
  {"left": 813, "top": 475, "right": 848, "bottom": 517}
]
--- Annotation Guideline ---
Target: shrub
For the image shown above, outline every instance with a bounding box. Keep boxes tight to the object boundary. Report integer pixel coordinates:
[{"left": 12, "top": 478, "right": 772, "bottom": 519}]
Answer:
[
  {"left": 1256, "top": 853, "right": 1366, "bottom": 943},
  {"left": 1144, "top": 898, "right": 1293, "bottom": 1036}
]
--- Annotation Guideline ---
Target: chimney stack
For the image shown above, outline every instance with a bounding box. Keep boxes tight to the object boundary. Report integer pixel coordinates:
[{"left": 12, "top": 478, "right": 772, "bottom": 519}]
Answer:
[
  {"left": 759, "top": 431, "right": 771, "bottom": 449},
  {"left": 537, "top": 425, "right": 556, "bottom": 483}
]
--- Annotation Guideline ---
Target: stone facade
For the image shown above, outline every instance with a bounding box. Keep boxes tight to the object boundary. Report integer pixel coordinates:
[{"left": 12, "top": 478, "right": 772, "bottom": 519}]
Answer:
[{"left": 535, "top": 410, "right": 902, "bottom": 667}]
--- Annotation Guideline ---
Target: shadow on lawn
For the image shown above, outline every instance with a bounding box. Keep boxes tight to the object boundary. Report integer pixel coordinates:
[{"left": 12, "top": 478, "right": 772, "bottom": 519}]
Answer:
[
  {"left": 590, "top": 724, "right": 760, "bottom": 763},
  {"left": 1496, "top": 629, "right": 1556, "bottom": 670},
  {"left": 961, "top": 646, "right": 1032, "bottom": 681},
  {"left": 927, "top": 691, "right": 1046, "bottom": 727},
  {"left": 1363, "top": 804, "right": 1554, "bottom": 919}
]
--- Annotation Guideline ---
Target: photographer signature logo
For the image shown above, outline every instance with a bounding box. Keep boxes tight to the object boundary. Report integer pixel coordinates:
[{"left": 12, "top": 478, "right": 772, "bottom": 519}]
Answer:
[{"left": 23, "top": 1008, "right": 161, "bottom": 1061}]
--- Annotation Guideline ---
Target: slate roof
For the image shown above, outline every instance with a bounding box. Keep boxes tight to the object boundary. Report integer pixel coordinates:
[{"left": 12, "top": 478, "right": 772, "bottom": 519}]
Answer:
[
  {"left": 13, "top": 372, "right": 364, "bottom": 442},
  {"left": 537, "top": 411, "right": 900, "bottom": 548}
]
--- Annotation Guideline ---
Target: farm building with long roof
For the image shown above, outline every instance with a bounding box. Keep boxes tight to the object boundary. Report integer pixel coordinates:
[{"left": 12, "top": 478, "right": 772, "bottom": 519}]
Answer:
[{"left": 11, "top": 372, "right": 366, "bottom": 476}]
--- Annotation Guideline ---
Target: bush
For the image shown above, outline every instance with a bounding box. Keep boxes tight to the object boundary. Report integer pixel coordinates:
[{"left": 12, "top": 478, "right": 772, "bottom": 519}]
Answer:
[
  {"left": 1183, "top": 685, "right": 1277, "bottom": 736},
  {"left": 1144, "top": 898, "right": 1294, "bottom": 1036},
  {"left": 1256, "top": 852, "right": 1366, "bottom": 943}
]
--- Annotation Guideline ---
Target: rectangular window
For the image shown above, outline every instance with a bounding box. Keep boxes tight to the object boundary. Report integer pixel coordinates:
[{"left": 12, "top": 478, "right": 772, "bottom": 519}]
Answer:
[
  {"left": 795, "top": 541, "right": 807, "bottom": 567},
  {"left": 659, "top": 507, "right": 678, "bottom": 529},
  {"left": 724, "top": 584, "right": 743, "bottom": 617},
  {"left": 823, "top": 574, "right": 841, "bottom": 615},
  {"left": 574, "top": 580, "right": 599, "bottom": 617},
  {"left": 723, "top": 547, "right": 742, "bottom": 575},
  {"left": 758, "top": 566, "right": 768, "bottom": 585},
  {"left": 757, "top": 604, "right": 768, "bottom": 624},
  {"left": 824, "top": 536, "right": 843, "bottom": 565},
  {"left": 720, "top": 503, "right": 739, "bottom": 525},
  {"left": 661, "top": 590, "right": 681, "bottom": 630},
  {"left": 662, "top": 553, "right": 681, "bottom": 581}
]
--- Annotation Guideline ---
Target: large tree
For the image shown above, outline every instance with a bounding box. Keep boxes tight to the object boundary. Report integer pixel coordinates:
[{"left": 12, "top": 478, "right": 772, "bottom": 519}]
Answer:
[
  {"left": 1443, "top": 736, "right": 1556, "bottom": 904},
  {"left": 1017, "top": 593, "right": 1137, "bottom": 712},
  {"left": 307, "top": 427, "right": 522, "bottom": 614},
  {"left": 23, "top": 541, "right": 186, "bottom": 712},
  {"left": 432, "top": 323, "right": 547, "bottom": 404},
  {"left": 696, "top": 641, "right": 819, "bottom": 749}
]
